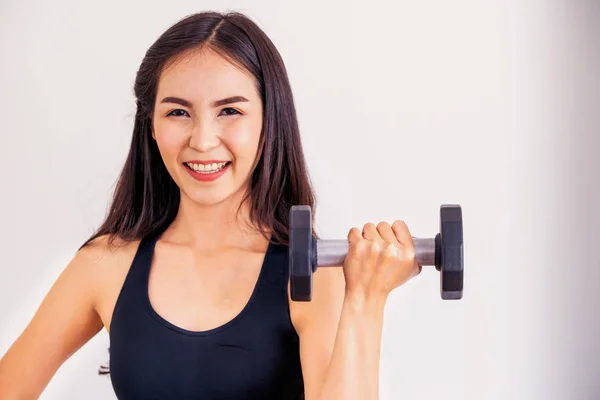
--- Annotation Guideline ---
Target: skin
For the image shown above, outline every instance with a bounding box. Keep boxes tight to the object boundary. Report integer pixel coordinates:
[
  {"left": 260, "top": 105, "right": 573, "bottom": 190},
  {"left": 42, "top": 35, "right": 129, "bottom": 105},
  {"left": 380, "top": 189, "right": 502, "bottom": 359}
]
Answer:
[{"left": 0, "top": 47, "right": 421, "bottom": 399}]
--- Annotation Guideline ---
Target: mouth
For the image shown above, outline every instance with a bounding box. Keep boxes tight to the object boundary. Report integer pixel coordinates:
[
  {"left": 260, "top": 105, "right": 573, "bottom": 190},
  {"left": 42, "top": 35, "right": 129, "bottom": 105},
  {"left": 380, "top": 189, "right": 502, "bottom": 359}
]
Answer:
[{"left": 183, "top": 161, "right": 231, "bottom": 174}]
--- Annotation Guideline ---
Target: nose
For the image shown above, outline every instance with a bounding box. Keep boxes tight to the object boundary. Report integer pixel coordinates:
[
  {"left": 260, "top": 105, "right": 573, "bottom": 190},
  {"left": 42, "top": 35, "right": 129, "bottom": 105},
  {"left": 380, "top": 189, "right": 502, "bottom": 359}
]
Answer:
[{"left": 188, "top": 119, "right": 220, "bottom": 152}]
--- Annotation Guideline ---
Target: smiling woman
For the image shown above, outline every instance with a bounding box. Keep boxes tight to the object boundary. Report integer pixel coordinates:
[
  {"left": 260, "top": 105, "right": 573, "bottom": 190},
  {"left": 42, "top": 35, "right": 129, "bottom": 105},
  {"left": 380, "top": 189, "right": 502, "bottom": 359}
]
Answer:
[
  {"left": 80, "top": 12, "right": 320, "bottom": 399},
  {"left": 80, "top": 13, "right": 313, "bottom": 248},
  {"left": 0, "top": 10, "right": 421, "bottom": 400}
]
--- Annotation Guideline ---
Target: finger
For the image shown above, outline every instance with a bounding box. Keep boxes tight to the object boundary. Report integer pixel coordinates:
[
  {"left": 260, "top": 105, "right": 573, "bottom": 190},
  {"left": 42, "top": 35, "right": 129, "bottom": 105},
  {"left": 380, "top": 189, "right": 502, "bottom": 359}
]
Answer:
[
  {"left": 391, "top": 220, "right": 414, "bottom": 247},
  {"left": 361, "top": 222, "right": 379, "bottom": 241},
  {"left": 376, "top": 221, "right": 399, "bottom": 245},
  {"left": 347, "top": 230, "right": 371, "bottom": 264},
  {"left": 363, "top": 223, "right": 386, "bottom": 248},
  {"left": 369, "top": 239, "right": 386, "bottom": 269},
  {"left": 347, "top": 227, "right": 362, "bottom": 245},
  {"left": 357, "top": 223, "right": 384, "bottom": 267},
  {"left": 392, "top": 220, "right": 420, "bottom": 274}
]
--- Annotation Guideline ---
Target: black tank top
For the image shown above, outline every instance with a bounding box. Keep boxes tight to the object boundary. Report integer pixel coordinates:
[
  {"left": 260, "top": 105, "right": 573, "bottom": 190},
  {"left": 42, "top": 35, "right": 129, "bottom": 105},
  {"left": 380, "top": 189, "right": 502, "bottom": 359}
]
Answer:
[{"left": 108, "top": 229, "right": 305, "bottom": 399}]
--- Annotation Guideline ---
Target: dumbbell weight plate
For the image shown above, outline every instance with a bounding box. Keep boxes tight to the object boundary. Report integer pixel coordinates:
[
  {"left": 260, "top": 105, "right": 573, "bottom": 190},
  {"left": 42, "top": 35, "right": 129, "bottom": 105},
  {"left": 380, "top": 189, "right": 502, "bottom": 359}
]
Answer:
[
  {"left": 289, "top": 205, "right": 314, "bottom": 301},
  {"left": 439, "top": 205, "right": 464, "bottom": 299}
]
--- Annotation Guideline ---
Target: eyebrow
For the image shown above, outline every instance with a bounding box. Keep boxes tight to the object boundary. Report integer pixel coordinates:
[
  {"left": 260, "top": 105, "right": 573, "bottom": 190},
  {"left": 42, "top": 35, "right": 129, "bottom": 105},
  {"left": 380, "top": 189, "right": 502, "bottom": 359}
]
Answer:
[{"left": 160, "top": 96, "right": 249, "bottom": 108}]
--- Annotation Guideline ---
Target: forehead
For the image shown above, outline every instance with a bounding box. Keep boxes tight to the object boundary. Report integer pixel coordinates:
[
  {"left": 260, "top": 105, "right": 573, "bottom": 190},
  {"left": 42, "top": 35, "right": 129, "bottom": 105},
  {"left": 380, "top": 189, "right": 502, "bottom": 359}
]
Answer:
[{"left": 157, "top": 47, "right": 258, "bottom": 101}]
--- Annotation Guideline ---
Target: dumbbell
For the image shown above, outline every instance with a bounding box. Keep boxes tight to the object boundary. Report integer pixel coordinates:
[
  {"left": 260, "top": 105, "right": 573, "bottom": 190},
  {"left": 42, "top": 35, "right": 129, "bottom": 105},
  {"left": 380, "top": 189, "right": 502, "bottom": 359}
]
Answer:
[{"left": 288, "top": 205, "right": 464, "bottom": 301}]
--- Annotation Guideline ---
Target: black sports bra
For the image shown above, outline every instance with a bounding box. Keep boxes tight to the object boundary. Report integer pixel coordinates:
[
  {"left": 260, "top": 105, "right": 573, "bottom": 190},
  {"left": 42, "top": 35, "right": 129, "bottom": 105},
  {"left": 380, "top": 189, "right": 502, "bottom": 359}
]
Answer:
[{"left": 108, "top": 230, "right": 305, "bottom": 399}]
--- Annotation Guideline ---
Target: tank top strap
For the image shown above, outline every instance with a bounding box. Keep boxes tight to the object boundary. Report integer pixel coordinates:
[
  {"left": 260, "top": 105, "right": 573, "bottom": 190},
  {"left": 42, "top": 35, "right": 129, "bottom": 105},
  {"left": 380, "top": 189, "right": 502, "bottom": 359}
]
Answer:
[
  {"left": 257, "top": 240, "right": 287, "bottom": 284},
  {"left": 250, "top": 240, "right": 293, "bottom": 324},
  {"left": 116, "top": 229, "right": 163, "bottom": 298},
  {"left": 135, "top": 228, "right": 162, "bottom": 265}
]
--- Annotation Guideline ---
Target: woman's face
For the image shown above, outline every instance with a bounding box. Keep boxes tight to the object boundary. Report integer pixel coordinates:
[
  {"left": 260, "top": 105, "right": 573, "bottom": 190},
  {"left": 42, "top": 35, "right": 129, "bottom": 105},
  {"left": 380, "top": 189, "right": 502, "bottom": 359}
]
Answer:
[{"left": 152, "top": 47, "right": 263, "bottom": 207}]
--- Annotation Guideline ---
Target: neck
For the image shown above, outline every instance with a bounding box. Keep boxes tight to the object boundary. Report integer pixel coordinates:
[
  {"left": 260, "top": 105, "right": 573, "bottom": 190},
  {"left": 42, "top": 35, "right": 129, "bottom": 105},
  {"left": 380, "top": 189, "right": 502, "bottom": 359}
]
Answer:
[{"left": 167, "top": 188, "right": 265, "bottom": 251}]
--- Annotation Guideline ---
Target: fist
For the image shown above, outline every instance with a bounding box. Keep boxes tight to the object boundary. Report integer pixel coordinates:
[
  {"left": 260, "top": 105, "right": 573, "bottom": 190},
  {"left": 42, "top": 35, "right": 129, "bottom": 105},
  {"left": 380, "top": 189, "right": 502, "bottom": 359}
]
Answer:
[{"left": 343, "top": 220, "right": 421, "bottom": 299}]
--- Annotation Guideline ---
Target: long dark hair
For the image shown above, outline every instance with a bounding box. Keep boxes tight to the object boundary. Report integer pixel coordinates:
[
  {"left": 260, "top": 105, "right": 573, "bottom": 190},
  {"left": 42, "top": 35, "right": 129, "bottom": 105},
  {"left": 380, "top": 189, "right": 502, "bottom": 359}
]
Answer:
[{"left": 82, "top": 10, "right": 317, "bottom": 253}]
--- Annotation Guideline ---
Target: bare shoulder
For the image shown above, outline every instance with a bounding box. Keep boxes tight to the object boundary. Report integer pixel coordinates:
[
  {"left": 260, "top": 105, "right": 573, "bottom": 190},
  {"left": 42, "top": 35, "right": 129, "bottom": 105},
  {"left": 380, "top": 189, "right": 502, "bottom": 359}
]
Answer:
[
  {"left": 80, "top": 234, "right": 141, "bottom": 331},
  {"left": 81, "top": 233, "right": 140, "bottom": 265},
  {"left": 67, "top": 234, "right": 140, "bottom": 303},
  {"left": 83, "top": 234, "right": 141, "bottom": 271}
]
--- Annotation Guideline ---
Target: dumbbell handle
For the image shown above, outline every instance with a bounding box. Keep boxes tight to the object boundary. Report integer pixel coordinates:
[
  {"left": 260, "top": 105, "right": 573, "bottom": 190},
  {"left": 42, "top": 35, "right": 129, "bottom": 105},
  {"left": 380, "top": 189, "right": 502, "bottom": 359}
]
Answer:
[{"left": 316, "top": 237, "right": 438, "bottom": 267}]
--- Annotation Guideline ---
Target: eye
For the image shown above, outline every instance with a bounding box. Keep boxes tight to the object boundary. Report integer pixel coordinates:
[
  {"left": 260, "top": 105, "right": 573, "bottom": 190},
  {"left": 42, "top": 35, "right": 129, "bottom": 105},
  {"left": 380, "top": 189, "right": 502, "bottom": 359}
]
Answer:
[
  {"left": 167, "top": 109, "right": 189, "bottom": 117},
  {"left": 219, "top": 107, "right": 241, "bottom": 116}
]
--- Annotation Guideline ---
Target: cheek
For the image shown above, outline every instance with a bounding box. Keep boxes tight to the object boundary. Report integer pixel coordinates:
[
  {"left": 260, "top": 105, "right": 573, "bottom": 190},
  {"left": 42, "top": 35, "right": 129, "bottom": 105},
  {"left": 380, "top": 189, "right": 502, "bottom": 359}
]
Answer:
[
  {"left": 224, "top": 119, "right": 262, "bottom": 160},
  {"left": 154, "top": 121, "right": 188, "bottom": 159}
]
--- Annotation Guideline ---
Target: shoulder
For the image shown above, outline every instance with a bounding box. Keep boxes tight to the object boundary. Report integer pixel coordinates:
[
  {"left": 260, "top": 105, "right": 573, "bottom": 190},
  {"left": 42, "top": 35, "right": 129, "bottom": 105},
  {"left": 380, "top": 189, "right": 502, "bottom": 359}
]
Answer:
[
  {"left": 73, "top": 234, "right": 143, "bottom": 331},
  {"left": 79, "top": 234, "right": 141, "bottom": 265},
  {"left": 74, "top": 234, "right": 141, "bottom": 277},
  {"left": 72, "top": 234, "right": 142, "bottom": 303}
]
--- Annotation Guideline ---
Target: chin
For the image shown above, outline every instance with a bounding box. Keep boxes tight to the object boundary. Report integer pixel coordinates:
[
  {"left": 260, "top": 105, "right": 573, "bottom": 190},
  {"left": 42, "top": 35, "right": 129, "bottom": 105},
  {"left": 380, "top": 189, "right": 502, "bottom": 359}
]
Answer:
[
  {"left": 187, "top": 192, "right": 231, "bottom": 206},
  {"left": 183, "top": 185, "right": 247, "bottom": 207}
]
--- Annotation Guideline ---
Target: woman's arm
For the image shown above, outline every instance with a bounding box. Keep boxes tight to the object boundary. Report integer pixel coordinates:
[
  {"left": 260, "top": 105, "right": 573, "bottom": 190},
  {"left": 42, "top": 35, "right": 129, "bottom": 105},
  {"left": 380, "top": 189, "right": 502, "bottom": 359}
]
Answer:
[
  {"left": 292, "top": 221, "right": 420, "bottom": 400},
  {"left": 0, "top": 238, "right": 111, "bottom": 399},
  {"left": 317, "top": 292, "right": 386, "bottom": 400},
  {"left": 292, "top": 282, "right": 387, "bottom": 400}
]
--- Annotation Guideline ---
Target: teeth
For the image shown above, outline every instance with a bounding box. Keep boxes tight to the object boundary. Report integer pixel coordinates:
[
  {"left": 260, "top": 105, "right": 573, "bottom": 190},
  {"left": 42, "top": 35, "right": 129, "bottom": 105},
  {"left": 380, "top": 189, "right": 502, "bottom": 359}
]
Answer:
[{"left": 186, "top": 162, "right": 228, "bottom": 174}]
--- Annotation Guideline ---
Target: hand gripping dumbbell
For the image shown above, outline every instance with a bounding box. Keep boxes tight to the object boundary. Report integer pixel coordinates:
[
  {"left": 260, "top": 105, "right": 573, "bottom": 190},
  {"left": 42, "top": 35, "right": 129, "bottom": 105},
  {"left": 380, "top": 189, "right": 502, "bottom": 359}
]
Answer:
[{"left": 288, "top": 205, "right": 464, "bottom": 301}]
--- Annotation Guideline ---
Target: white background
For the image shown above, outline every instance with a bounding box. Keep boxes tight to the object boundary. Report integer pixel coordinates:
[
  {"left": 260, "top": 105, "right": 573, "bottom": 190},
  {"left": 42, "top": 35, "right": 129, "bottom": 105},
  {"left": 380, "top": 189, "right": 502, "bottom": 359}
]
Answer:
[{"left": 1, "top": 0, "right": 599, "bottom": 399}]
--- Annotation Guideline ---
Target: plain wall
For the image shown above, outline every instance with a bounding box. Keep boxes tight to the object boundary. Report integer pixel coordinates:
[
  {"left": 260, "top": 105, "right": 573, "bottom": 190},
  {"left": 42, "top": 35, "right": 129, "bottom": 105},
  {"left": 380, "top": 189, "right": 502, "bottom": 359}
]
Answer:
[{"left": 1, "top": 0, "right": 598, "bottom": 399}]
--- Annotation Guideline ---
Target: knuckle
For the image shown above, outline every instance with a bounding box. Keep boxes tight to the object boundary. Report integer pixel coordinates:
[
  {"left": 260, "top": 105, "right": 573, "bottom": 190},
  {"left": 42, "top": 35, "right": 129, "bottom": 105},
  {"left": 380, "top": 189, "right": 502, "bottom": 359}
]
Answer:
[
  {"left": 383, "top": 242, "right": 399, "bottom": 259},
  {"left": 355, "top": 239, "right": 370, "bottom": 253},
  {"left": 404, "top": 246, "right": 416, "bottom": 260},
  {"left": 370, "top": 240, "right": 384, "bottom": 253}
]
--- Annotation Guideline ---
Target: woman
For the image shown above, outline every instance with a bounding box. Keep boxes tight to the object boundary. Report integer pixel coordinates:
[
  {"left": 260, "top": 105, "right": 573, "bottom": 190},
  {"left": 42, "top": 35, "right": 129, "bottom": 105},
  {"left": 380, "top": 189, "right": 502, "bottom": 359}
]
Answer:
[{"left": 0, "top": 11, "right": 420, "bottom": 400}]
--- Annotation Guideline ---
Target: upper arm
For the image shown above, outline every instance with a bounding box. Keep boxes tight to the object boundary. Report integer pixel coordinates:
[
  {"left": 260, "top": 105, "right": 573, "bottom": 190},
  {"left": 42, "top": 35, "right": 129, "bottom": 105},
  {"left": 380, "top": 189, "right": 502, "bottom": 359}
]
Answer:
[
  {"left": 0, "top": 238, "right": 111, "bottom": 399},
  {"left": 289, "top": 265, "right": 346, "bottom": 400}
]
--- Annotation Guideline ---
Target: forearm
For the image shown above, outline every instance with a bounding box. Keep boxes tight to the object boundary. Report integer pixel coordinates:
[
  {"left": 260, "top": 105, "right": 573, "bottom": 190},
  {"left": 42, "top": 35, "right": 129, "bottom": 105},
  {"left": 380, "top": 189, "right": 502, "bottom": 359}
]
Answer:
[{"left": 318, "top": 292, "right": 387, "bottom": 400}]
